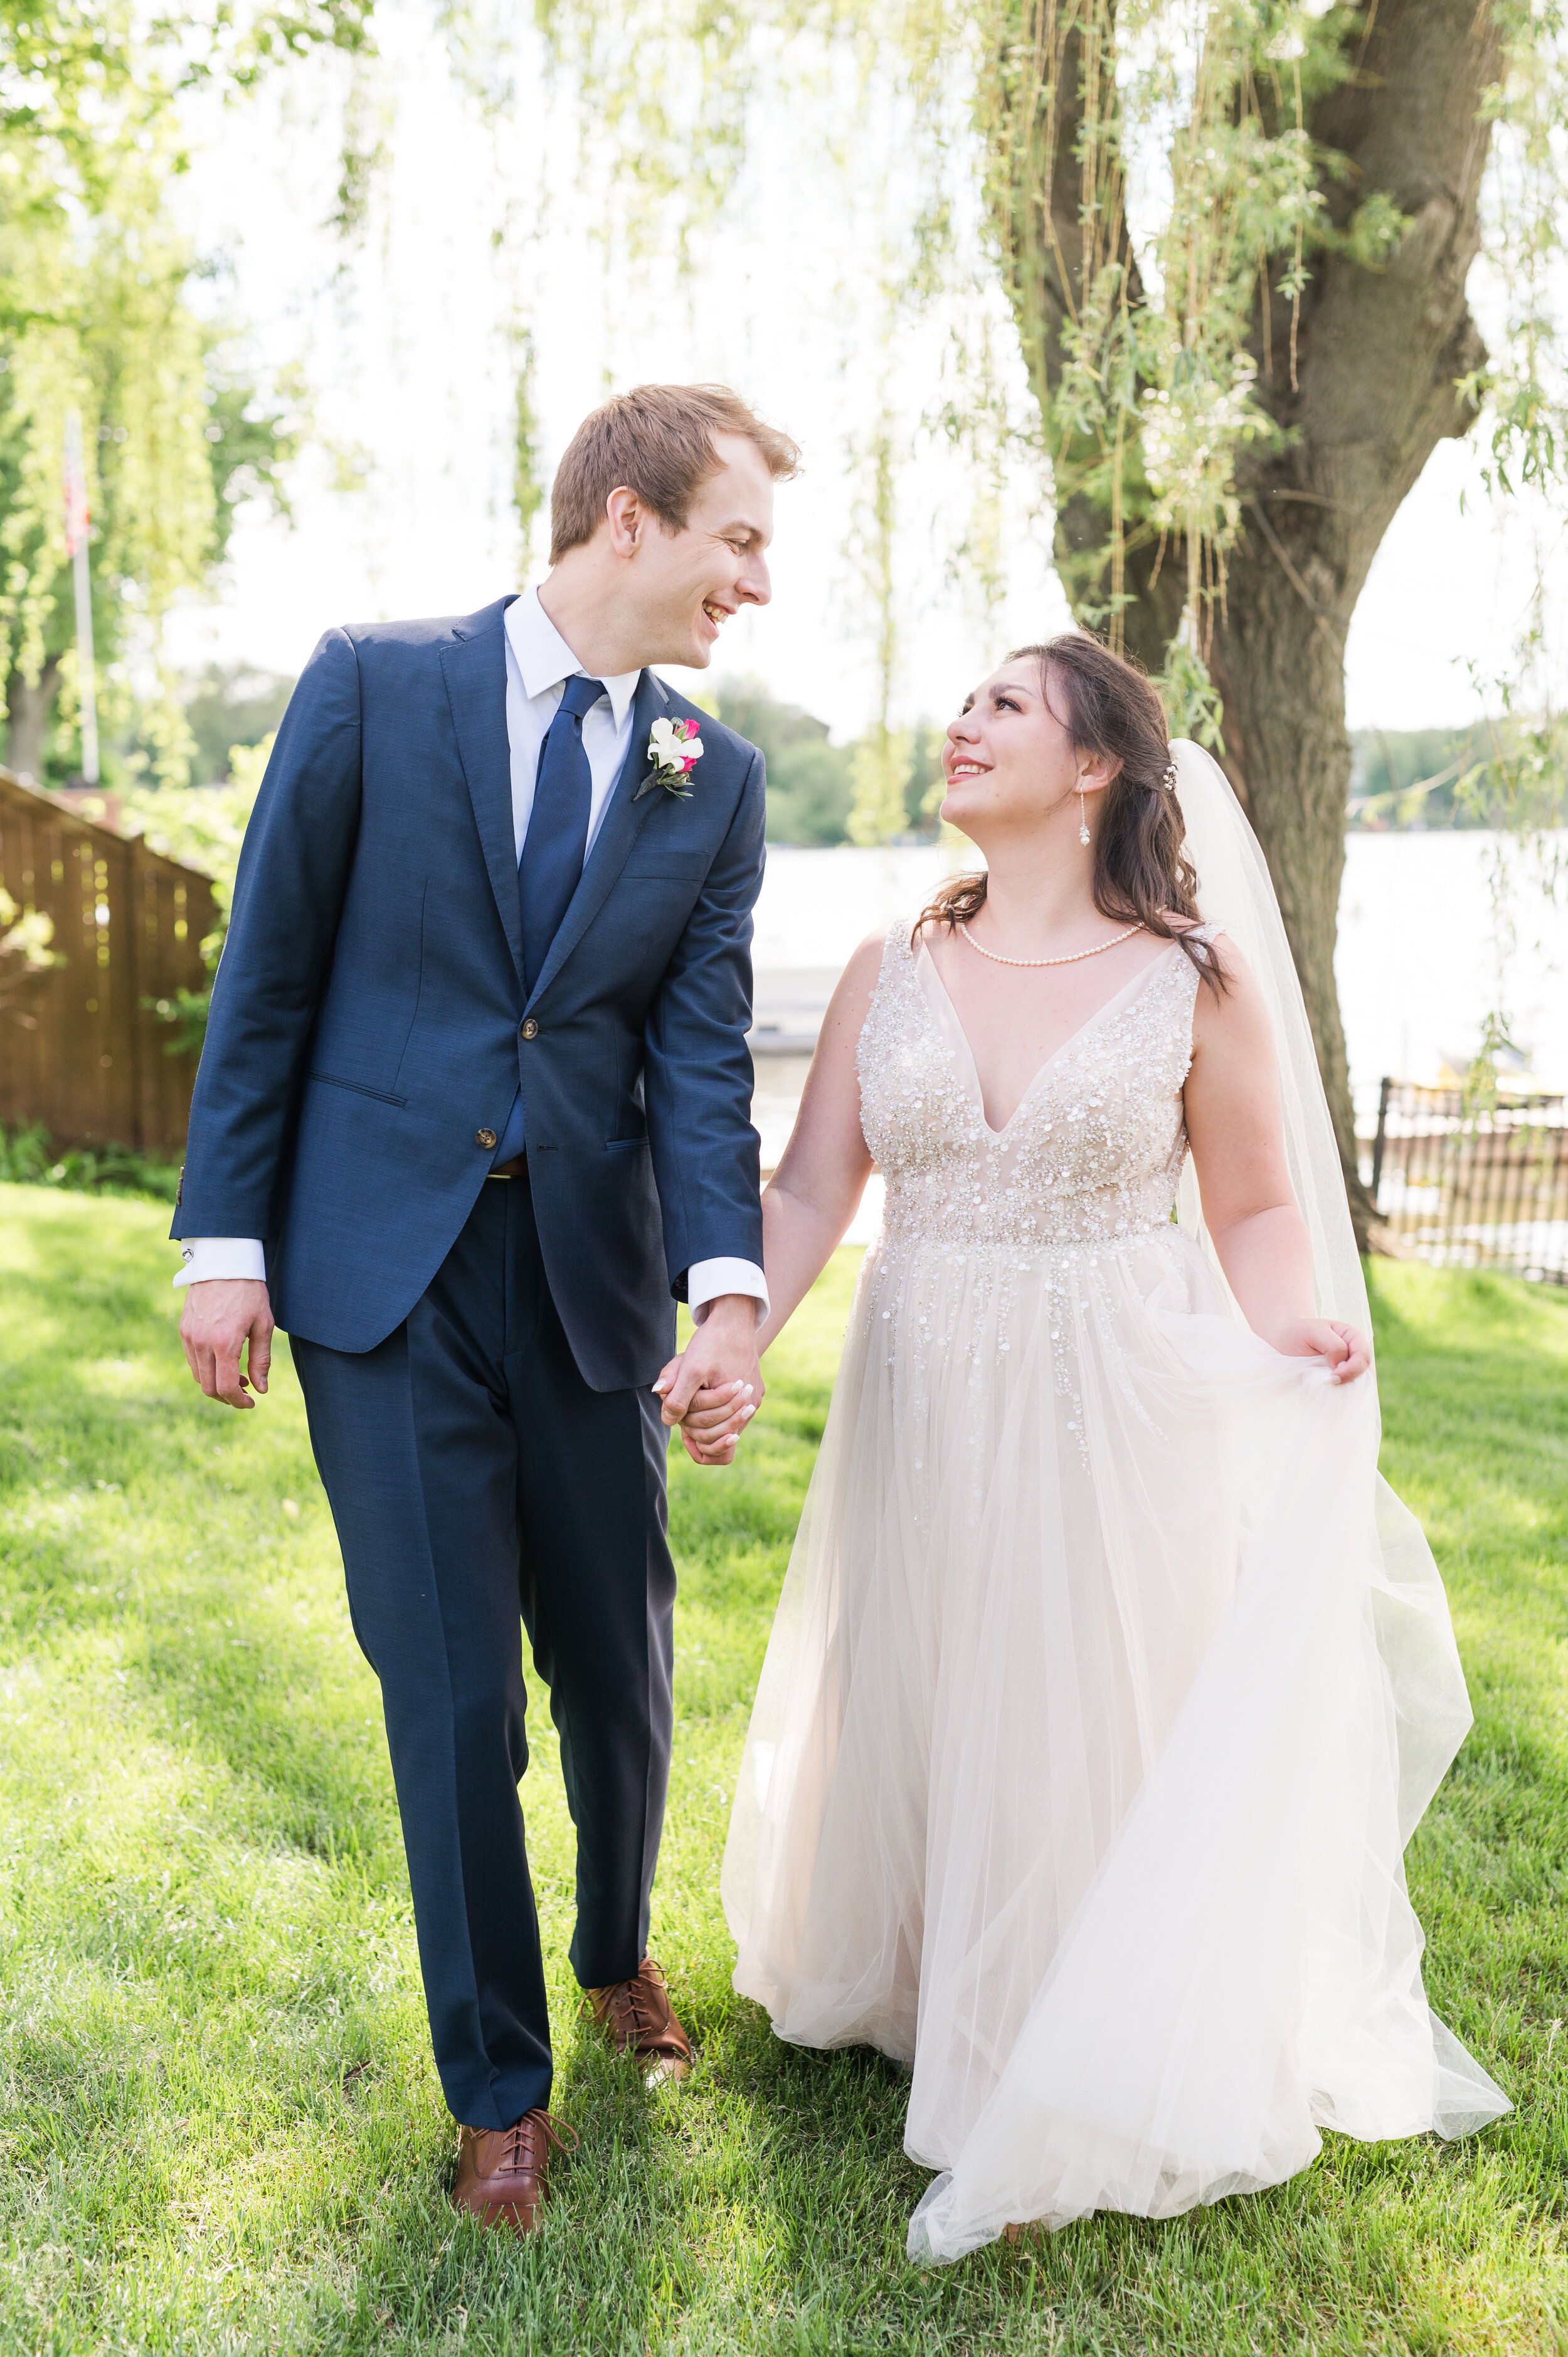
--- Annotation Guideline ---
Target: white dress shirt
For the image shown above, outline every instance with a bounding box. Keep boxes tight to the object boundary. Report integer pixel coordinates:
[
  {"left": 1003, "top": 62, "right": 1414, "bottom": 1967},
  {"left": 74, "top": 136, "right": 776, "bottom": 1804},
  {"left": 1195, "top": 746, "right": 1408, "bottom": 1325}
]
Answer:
[{"left": 176, "top": 588, "right": 768, "bottom": 1325}]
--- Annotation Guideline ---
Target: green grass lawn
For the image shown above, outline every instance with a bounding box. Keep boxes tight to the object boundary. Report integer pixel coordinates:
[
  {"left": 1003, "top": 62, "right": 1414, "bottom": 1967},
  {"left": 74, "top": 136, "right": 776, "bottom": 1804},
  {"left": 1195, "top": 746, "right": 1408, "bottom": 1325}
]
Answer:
[{"left": 0, "top": 1182, "right": 1564, "bottom": 2354}]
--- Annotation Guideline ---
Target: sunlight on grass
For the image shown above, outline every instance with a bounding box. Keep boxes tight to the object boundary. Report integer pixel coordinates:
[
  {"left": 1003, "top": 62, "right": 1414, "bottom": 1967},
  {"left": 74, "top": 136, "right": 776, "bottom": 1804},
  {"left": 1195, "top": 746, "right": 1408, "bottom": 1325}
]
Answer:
[{"left": 0, "top": 1186, "right": 1563, "bottom": 2353}]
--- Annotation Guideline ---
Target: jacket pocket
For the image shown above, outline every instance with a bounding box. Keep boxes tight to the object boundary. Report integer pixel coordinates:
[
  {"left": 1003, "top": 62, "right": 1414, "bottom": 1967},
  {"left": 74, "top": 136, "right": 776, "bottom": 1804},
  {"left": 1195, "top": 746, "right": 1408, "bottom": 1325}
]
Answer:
[
  {"left": 620, "top": 851, "right": 710, "bottom": 881},
  {"left": 307, "top": 1070, "right": 409, "bottom": 1108}
]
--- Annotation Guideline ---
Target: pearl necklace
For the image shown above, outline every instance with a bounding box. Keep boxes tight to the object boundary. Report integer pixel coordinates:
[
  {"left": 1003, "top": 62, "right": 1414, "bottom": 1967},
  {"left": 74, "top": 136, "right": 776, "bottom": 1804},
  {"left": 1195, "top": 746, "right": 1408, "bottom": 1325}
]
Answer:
[{"left": 957, "top": 918, "right": 1146, "bottom": 969}]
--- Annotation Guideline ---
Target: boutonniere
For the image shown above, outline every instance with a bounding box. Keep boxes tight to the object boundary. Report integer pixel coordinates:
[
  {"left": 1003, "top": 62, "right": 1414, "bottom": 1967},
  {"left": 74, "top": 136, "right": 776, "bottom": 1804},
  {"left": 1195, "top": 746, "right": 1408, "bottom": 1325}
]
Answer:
[{"left": 634, "top": 715, "right": 704, "bottom": 801}]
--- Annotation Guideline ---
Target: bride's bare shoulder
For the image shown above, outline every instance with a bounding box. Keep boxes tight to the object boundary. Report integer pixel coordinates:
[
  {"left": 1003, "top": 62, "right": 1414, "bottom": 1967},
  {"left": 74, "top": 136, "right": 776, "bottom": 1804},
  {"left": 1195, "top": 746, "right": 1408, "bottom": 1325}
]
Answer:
[{"left": 845, "top": 922, "right": 896, "bottom": 986}]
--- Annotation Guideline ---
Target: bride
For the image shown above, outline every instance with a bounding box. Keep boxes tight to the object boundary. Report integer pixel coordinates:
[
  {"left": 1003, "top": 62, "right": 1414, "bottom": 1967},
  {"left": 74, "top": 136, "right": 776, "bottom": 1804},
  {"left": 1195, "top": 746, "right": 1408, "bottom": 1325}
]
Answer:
[{"left": 684, "top": 630, "right": 1508, "bottom": 2260}]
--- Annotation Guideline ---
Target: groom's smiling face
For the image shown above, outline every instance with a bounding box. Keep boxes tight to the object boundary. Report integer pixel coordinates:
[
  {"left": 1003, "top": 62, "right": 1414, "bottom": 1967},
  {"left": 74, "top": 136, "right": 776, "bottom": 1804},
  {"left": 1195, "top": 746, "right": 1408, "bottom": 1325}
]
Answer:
[{"left": 628, "top": 430, "right": 776, "bottom": 668}]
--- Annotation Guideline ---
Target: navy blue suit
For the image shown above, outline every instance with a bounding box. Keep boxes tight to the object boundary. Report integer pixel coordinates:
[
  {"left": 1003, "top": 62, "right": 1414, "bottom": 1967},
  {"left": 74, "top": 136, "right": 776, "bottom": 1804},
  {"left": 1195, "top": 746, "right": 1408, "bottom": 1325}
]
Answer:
[{"left": 174, "top": 595, "right": 765, "bottom": 2124}]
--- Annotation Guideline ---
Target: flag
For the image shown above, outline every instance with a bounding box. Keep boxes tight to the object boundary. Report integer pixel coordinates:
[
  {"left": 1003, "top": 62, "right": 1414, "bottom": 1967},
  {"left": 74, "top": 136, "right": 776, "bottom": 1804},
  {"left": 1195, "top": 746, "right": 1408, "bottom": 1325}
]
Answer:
[{"left": 63, "top": 410, "right": 90, "bottom": 559}]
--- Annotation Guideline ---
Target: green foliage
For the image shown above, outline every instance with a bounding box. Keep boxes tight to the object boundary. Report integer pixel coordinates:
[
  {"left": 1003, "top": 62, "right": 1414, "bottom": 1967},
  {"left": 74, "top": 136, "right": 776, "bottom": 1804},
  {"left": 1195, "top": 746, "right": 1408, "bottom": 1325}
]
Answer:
[
  {"left": 1458, "top": 711, "right": 1568, "bottom": 843},
  {"left": 706, "top": 675, "right": 832, "bottom": 770},
  {"left": 702, "top": 677, "right": 856, "bottom": 844},
  {"left": 1453, "top": 628, "right": 1568, "bottom": 852},
  {"left": 0, "top": 882, "right": 61, "bottom": 1000},
  {"left": 143, "top": 984, "right": 219, "bottom": 1061},
  {"left": 0, "top": 165, "right": 210, "bottom": 767},
  {"left": 199, "top": 351, "right": 308, "bottom": 565},
  {"left": 764, "top": 738, "right": 857, "bottom": 846},
  {"left": 177, "top": 662, "right": 295, "bottom": 786},
  {"left": 702, "top": 676, "right": 943, "bottom": 845},
  {"left": 942, "top": 0, "right": 1565, "bottom": 675},
  {"left": 844, "top": 407, "right": 904, "bottom": 833},
  {"left": 1153, "top": 637, "right": 1227, "bottom": 752},
  {"left": 977, "top": 0, "right": 1360, "bottom": 644},
  {"left": 122, "top": 732, "right": 274, "bottom": 932},
  {"left": 1466, "top": 0, "right": 1568, "bottom": 507},
  {"left": 124, "top": 729, "right": 275, "bottom": 1056},
  {"left": 1348, "top": 726, "right": 1502, "bottom": 831},
  {"left": 527, "top": 0, "right": 1567, "bottom": 785},
  {"left": 0, "top": 1122, "right": 179, "bottom": 1198},
  {"left": 531, "top": 0, "right": 756, "bottom": 267},
  {"left": 0, "top": 0, "right": 363, "bottom": 785},
  {"left": 847, "top": 721, "right": 913, "bottom": 846},
  {"left": 326, "top": 56, "right": 392, "bottom": 241},
  {"left": 512, "top": 329, "right": 548, "bottom": 566},
  {"left": 0, "top": 1196, "right": 1562, "bottom": 2349}
]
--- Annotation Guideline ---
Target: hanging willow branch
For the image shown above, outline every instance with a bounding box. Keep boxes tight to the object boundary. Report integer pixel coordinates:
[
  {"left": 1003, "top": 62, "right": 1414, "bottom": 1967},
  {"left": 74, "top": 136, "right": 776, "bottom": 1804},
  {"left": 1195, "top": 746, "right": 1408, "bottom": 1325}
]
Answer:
[
  {"left": 0, "top": 0, "right": 369, "bottom": 780},
  {"left": 517, "top": 0, "right": 1561, "bottom": 711},
  {"left": 974, "top": 0, "right": 1365, "bottom": 671}
]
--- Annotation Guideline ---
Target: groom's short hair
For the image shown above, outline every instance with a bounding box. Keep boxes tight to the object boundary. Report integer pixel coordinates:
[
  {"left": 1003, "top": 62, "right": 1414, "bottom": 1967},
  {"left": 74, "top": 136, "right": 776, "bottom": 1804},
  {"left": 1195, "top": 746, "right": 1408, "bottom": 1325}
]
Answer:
[{"left": 549, "top": 385, "right": 800, "bottom": 563}]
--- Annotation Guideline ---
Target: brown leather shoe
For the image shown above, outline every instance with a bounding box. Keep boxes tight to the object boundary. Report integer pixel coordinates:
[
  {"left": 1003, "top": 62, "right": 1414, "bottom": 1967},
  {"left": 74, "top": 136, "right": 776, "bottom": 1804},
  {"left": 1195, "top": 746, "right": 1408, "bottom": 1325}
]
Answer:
[
  {"left": 585, "top": 1954, "right": 694, "bottom": 2084},
  {"left": 453, "top": 2110, "right": 577, "bottom": 2235}
]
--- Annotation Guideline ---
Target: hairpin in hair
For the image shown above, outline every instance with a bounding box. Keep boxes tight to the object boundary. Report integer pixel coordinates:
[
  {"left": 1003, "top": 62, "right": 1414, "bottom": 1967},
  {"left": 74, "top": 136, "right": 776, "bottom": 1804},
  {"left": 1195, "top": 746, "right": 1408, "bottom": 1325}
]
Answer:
[{"left": 1161, "top": 760, "right": 1179, "bottom": 790}]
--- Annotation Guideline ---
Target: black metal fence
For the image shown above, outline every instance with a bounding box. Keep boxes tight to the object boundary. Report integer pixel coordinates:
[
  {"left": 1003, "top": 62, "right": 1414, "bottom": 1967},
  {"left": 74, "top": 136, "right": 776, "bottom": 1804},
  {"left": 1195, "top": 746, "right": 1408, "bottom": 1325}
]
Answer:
[{"left": 1370, "top": 1079, "right": 1568, "bottom": 1285}]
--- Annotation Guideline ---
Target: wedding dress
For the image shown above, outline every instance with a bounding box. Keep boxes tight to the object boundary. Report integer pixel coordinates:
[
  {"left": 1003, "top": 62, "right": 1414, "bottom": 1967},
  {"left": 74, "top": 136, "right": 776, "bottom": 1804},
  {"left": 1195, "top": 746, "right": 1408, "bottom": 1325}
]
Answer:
[{"left": 721, "top": 742, "right": 1508, "bottom": 2263}]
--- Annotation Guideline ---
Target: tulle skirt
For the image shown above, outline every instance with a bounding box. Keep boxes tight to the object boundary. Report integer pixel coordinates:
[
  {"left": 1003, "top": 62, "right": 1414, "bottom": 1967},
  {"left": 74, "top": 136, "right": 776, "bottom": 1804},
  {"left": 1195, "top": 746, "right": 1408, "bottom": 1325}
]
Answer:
[{"left": 721, "top": 1223, "right": 1508, "bottom": 2262}]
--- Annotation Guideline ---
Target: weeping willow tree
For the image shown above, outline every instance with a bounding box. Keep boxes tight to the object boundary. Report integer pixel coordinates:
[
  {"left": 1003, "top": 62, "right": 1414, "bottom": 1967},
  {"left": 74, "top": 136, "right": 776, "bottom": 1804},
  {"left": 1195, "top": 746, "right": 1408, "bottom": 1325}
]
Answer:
[
  {"left": 0, "top": 0, "right": 371, "bottom": 784},
  {"left": 968, "top": 0, "right": 1565, "bottom": 1239},
  {"left": 517, "top": 0, "right": 1565, "bottom": 1245}
]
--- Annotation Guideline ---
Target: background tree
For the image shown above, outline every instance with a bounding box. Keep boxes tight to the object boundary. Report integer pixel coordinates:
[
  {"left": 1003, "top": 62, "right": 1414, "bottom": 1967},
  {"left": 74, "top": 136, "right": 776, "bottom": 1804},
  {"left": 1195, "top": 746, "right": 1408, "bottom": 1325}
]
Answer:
[
  {"left": 980, "top": 0, "right": 1565, "bottom": 1236},
  {"left": 0, "top": 0, "right": 369, "bottom": 785}
]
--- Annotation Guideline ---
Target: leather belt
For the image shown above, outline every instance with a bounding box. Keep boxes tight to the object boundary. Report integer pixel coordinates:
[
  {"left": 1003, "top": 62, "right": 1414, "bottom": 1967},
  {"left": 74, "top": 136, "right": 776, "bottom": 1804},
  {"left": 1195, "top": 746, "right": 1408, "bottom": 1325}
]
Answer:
[{"left": 487, "top": 1152, "right": 529, "bottom": 1181}]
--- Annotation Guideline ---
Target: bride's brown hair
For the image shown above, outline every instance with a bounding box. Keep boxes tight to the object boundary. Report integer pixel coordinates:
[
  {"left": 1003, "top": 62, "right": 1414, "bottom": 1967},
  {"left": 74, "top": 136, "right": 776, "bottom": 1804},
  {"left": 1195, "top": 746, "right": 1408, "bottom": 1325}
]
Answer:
[{"left": 916, "top": 630, "right": 1224, "bottom": 991}]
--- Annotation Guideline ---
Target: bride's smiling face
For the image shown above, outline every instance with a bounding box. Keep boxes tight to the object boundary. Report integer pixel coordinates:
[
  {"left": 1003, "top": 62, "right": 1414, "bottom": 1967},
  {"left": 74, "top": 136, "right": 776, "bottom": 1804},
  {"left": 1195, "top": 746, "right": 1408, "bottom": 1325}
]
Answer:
[{"left": 940, "top": 660, "right": 1108, "bottom": 841}]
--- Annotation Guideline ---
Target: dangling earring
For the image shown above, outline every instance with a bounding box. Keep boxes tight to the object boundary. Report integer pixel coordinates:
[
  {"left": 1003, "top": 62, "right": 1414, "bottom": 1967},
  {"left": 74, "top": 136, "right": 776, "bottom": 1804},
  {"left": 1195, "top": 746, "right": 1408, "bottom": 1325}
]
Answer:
[{"left": 1078, "top": 784, "right": 1091, "bottom": 848}]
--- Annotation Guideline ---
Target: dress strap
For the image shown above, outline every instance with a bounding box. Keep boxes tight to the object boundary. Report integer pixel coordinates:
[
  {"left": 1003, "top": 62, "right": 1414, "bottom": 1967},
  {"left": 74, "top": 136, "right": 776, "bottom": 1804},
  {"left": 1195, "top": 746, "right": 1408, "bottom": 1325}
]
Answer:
[
  {"left": 1183, "top": 919, "right": 1229, "bottom": 976},
  {"left": 880, "top": 915, "right": 916, "bottom": 970}
]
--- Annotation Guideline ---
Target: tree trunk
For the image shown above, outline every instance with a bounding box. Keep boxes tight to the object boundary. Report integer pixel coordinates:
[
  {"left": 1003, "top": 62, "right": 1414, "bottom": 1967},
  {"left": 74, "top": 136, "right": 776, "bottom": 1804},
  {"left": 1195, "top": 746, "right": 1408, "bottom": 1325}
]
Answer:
[
  {"left": 1204, "top": 551, "right": 1361, "bottom": 1203},
  {"left": 992, "top": 0, "right": 1503, "bottom": 1246},
  {"left": 6, "top": 657, "right": 62, "bottom": 783}
]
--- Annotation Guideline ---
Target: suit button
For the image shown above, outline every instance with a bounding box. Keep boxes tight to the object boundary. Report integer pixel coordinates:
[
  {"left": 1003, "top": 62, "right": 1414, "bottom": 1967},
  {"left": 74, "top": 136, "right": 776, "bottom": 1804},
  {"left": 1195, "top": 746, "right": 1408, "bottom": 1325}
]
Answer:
[
  {"left": 475, "top": 1128, "right": 497, "bottom": 1149},
  {"left": 520, "top": 1018, "right": 539, "bottom": 1041}
]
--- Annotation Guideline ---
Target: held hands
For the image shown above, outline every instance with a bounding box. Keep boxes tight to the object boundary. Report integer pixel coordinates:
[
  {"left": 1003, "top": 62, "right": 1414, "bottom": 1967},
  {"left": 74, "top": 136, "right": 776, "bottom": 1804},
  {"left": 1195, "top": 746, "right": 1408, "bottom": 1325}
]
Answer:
[
  {"left": 652, "top": 1293, "right": 763, "bottom": 1468},
  {"left": 180, "top": 1277, "right": 275, "bottom": 1409},
  {"left": 1266, "top": 1316, "right": 1372, "bottom": 1384}
]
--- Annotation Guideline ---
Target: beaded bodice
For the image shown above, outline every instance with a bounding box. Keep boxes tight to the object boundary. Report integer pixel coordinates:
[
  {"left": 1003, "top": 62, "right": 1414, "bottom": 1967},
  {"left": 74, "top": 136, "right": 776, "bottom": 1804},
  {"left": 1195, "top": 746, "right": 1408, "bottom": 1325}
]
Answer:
[{"left": 857, "top": 922, "right": 1208, "bottom": 1252}]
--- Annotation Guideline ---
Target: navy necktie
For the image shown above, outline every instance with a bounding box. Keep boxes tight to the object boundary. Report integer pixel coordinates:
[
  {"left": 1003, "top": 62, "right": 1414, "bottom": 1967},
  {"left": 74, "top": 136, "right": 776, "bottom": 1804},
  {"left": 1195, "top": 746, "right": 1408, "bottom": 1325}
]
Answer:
[{"left": 519, "top": 673, "right": 605, "bottom": 995}]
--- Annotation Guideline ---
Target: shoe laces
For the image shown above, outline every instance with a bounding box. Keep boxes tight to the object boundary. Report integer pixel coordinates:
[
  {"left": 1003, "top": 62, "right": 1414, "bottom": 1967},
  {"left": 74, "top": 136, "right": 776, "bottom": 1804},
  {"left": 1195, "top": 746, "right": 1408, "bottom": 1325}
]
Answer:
[
  {"left": 589, "top": 1955, "right": 668, "bottom": 2042},
  {"left": 499, "top": 2109, "right": 579, "bottom": 2169}
]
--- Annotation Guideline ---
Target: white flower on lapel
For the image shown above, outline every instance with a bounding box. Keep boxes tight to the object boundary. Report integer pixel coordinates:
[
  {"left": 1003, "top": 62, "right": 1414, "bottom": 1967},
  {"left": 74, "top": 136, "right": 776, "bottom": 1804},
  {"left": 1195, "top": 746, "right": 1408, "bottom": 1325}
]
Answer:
[{"left": 635, "top": 714, "right": 704, "bottom": 801}]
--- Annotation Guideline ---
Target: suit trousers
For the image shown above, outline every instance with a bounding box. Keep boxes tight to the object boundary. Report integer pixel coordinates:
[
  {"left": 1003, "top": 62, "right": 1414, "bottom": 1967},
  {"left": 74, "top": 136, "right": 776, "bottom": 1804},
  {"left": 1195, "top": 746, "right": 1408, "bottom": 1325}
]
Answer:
[{"left": 291, "top": 1174, "right": 676, "bottom": 2129}]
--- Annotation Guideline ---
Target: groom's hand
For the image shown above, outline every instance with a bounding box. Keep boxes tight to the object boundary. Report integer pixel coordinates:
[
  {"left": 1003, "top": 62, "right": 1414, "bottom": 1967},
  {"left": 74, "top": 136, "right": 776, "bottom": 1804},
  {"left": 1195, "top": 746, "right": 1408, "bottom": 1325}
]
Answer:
[
  {"left": 180, "top": 1278, "right": 275, "bottom": 1410},
  {"left": 670, "top": 1380, "right": 757, "bottom": 1466},
  {"left": 653, "top": 1294, "right": 763, "bottom": 1469}
]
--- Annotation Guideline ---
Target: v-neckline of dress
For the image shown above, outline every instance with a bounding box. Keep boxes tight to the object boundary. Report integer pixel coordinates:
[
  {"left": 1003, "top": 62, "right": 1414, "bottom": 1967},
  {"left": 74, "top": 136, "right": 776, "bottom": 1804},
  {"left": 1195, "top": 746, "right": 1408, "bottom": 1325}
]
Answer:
[{"left": 914, "top": 936, "right": 1183, "bottom": 1142}]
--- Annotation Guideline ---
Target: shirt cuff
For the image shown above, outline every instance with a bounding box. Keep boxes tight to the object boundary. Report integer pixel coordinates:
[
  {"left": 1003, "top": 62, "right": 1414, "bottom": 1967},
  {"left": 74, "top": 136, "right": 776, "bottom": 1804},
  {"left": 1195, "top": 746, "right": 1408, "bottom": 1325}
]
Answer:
[
  {"left": 687, "top": 1257, "right": 770, "bottom": 1325},
  {"left": 172, "top": 1237, "right": 268, "bottom": 1289}
]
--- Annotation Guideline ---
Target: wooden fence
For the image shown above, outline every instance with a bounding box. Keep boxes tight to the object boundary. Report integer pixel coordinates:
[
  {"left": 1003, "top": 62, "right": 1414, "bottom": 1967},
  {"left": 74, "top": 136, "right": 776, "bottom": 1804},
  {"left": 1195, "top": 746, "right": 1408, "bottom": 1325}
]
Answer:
[{"left": 0, "top": 770, "right": 218, "bottom": 1156}]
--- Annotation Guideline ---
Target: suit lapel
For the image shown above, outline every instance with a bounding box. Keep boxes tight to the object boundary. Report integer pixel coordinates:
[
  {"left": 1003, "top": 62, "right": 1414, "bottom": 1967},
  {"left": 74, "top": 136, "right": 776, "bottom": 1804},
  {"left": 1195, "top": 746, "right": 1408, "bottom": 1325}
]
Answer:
[
  {"left": 440, "top": 614, "right": 524, "bottom": 989},
  {"left": 525, "top": 669, "right": 669, "bottom": 1011}
]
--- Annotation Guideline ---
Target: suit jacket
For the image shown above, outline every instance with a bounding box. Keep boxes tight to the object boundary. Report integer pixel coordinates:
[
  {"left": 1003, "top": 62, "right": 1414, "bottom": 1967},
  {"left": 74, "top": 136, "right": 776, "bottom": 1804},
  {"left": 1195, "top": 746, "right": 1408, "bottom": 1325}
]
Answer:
[{"left": 171, "top": 594, "right": 766, "bottom": 1390}]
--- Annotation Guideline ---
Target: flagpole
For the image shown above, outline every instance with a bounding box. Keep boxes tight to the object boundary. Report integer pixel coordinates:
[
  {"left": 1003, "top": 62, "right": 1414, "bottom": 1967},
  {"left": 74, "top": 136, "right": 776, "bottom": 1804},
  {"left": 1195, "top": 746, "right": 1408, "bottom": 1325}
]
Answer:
[{"left": 63, "top": 408, "right": 99, "bottom": 787}]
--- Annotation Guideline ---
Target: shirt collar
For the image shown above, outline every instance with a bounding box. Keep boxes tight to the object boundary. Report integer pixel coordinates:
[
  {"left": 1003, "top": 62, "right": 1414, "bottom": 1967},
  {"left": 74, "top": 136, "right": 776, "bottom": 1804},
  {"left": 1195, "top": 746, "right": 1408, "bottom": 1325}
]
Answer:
[{"left": 506, "top": 587, "right": 642, "bottom": 731}]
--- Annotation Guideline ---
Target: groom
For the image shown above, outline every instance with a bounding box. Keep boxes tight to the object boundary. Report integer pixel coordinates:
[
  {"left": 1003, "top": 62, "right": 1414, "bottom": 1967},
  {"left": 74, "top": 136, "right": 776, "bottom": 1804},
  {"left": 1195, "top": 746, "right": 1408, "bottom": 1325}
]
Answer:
[{"left": 172, "top": 383, "right": 797, "bottom": 2231}]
